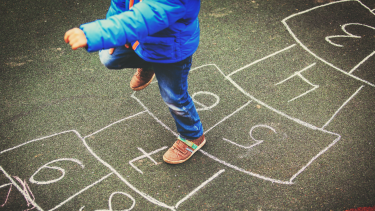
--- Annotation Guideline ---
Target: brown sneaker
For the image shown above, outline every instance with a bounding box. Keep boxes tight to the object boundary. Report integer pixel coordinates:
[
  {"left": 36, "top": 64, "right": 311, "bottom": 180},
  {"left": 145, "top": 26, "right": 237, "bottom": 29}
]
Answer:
[
  {"left": 130, "top": 68, "right": 155, "bottom": 91},
  {"left": 163, "top": 135, "right": 206, "bottom": 164}
]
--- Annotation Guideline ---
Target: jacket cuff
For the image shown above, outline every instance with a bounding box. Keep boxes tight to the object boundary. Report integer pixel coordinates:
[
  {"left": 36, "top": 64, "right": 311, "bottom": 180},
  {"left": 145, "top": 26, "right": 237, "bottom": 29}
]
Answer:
[{"left": 80, "top": 22, "right": 103, "bottom": 52}]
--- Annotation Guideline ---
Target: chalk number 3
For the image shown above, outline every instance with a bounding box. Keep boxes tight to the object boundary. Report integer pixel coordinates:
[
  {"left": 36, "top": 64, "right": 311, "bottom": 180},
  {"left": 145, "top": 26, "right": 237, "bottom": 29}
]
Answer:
[{"left": 325, "top": 23, "right": 375, "bottom": 47}]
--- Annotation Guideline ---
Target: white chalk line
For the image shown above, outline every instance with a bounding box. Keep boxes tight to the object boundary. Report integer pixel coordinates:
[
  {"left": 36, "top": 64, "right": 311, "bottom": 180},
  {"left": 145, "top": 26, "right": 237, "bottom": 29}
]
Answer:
[
  {"left": 199, "top": 150, "right": 293, "bottom": 185},
  {"left": 0, "top": 109, "right": 144, "bottom": 156},
  {"left": 322, "top": 85, "right": 365, "bottom": 129},
  {"left": 0, "top": 183, "right": 12, "bottom": 189},
  {"left": 129, "top": 73, "right": 299, "bottom": 189},
  {"left": 274, "top": 63, "right": 317, "bottom": 86},
  {"left": 29, "top": 158, "right": 85, "bottom": 185},
  {"left": 128, "top": 146, "right": 168, "bottom": 174},
  {"left": 192, "top": 63, "right": 229, "bottom": 80},
  {"left": 174, "top": 169, "right": 225, "bottom": 209},
  {"left": 0, "top": 111, "right": 177, "bottom": 210},
  {"left": 192, "top": 91, "right": 220, "bottom": 111},
  {"left": 357, "top": 0, "right": 375, "bottom": 15},
  {"left": 76, "top": 130, "right": 177, "bottom": 211},
  {"left": 325, "top": 23, "right": 368, "bottom": 48},
  {"left": 324, "top": 23, "right": 375, "bottom": 75},
  {"left": 223, "top": 125, "right": 277, "bottom": 149},
  {"left": 289, "top": 130, "right": 341, "bottom": 183},
  {"left": 325, "top": 34, "right": 360, "bottom": 48},
  {"left": 222, "top": 137, "right": 263, "bottom": 149},
  {"left": 83, "top": 110, "right": 147, "bottom": 139},
  {"left": 282, "top": 0, "right": 375, "bottom": 88},
  {"left": 204, "top": 61, "right": 345, "bottom": 184},
  {"left": 0, "top": 117, "right": 173, "bottom": 210},
  {"left": 137, "top": 147, "right": 164, "bottom": 165},
  {"left": 227, "top": 44, "right": 297, "bottom": 77},
  {"left": 226, "top": 76, "right": 342, "bottom": 183},
  {"left": 49, "top": 172, "right": 114, "bottom": 211},
  {"left": 0, "top": 166, "right": 43, "bottom": 211},
  {"left": 95, "top": 191, "right": 136, "bottom": 211},
  {"left": 325, "top": 22, "right": 375, "bottom": 47},
  {"left": 1, "top": 134, "right": 173, "bottom": 211},
  {"left": 204, "top": 101, "right": 252, "bottom": 134},
  {"left": 131, "top": 92, "right": 178, "bottom": 137},
  {"left": 349, "top": 51, "right": 375, "bottom": 74},
  {"left": 133, "top": 59, "right": 341, "bottom": 184},
  {"left": 225, "top": 73, "right": 319, "bottom": 129},
  {"left": 288, "top": 85, "right": 319, "bottom": 103},
  {"left": 274, "top": 63, "right": 319, "bottom": 102},
  {"left": 204, "top": 128, "right": 341, "bottom": 185},
  {"left": 0, "top": 130, "right": 76, "bottom": 155}
]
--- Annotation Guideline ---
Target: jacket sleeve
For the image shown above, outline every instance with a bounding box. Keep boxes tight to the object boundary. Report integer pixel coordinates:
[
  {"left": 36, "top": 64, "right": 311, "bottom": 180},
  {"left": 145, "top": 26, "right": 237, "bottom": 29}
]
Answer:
[{"left": 80, "top": 0, "right": 187, "bottom": 52}]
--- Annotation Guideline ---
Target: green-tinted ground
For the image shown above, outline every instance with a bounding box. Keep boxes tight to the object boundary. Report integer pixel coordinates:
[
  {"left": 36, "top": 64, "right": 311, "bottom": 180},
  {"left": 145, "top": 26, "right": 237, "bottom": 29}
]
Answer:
[{"left": 1, "top": 0, "right": 375, "bottom": 210}]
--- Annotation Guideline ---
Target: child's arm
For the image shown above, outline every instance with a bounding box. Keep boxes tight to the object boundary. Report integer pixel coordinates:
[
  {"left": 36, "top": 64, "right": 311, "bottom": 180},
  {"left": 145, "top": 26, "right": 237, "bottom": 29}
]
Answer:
[
  {"left": 78, "top": 0, "right": 188, "bottom": 52},
  {"left": 64, "top": 27, "right": 117, "bottom": 54},
  {"left": 64, "top": 28, "right": 87, "bottom": 50}
]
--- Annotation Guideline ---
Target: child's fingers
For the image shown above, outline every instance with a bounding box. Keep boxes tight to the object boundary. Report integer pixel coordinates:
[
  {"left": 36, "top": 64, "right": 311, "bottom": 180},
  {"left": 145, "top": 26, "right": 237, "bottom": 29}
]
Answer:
[
  {"left": 64, "top": 28, "right": 86, "bottom": 44},
  {"left": 64, "top": 31, "right": 70, "bottom": 43},
  {"left": 68, "top": 36, "right": 80, "bottom": 49},
  {"left": 64, "top": 29, "right": 75, "bottom": 43},
  {"left": 70, "top": 37, "right": 87, "bottom": 50},
  {"left": 64, "top": 28, "right": 87, "bottom": 50}
]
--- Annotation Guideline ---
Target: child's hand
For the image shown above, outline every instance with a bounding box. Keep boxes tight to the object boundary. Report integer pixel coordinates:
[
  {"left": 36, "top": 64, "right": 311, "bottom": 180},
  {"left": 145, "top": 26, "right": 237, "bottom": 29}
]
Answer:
[{"left": 64, "top": 28, "right": 87, "bottom": 50}]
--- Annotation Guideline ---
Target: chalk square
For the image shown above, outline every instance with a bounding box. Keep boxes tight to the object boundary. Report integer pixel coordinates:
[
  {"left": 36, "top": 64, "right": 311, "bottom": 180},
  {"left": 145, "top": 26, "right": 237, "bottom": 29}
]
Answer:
[
  {"left": 283, "top": 0, "right": 375, "bottom": 83},
  {"left": 0, "top": 131, "right": 113, "bottom": 211},
  {"left": 203, "top": 101, "right": 340, "bottom": 182},
  {"left": 85, "top": 112, "right": 225, "bottom": 209},
  {"left": 51, "top": 174, "right": 159, "bottom": 211},
  {"left": 134, "top": 64, "right": 250, "bottom": 135},
  {"left": 229, "top": 45, "right": 364, "bottom": 127}
]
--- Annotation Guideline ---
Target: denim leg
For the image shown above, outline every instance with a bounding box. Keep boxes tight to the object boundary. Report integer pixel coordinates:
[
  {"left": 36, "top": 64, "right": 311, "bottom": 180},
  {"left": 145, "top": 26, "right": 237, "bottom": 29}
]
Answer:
[
  {"left": 153, "top": 56, "right": 203, "bottom": 140},
  {"left": 99, "top": 45, "right": 152, "bottom": 69}
]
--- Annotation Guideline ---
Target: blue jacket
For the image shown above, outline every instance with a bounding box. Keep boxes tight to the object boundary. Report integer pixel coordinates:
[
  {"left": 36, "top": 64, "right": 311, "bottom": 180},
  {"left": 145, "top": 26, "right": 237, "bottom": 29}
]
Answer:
[{"left": 80, "top": 0, "right": 200, "bottom": 63}]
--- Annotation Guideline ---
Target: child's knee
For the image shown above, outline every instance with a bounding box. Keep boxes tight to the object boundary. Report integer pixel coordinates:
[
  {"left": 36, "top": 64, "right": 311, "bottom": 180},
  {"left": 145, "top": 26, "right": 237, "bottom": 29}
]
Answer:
[{"left": 99, "top": 50, "right": 118, "bottom": 69}]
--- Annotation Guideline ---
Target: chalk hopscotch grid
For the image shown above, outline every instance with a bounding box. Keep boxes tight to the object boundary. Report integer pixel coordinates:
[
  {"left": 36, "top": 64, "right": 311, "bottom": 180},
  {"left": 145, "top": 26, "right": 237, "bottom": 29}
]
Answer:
[
  {"left": 282, "top": 0, "right": 375, "bottom": 88},
  {"left": 0, "top": 48, "right": 366, "bottom": 211},
  {"left": 0, "top": 112, "right": 225, "bottom": 210},
  {"left": 0, "top": 46, "right": 366, "bottom": 211},
  {"left": 0, "top": 0, "right": 372, "bottom": 209},
  {"left": 218, "top": 39, "right": 365, "bottom": 183},
  {"left": 132, "top": 52, "right": 361, "bottom": 186}
]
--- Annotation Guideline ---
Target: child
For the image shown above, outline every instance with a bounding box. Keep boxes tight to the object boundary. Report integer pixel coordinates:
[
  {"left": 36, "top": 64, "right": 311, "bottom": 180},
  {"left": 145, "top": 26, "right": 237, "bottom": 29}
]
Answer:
[{"left": 64, "top": 0, "right": 205, "bottom": 164}]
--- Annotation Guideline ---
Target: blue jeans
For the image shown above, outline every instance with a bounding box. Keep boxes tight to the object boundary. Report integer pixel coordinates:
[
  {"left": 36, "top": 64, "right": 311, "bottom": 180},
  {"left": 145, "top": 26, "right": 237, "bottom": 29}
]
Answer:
[{"left": 99, "top": 46, "right": 203, "bottom": 140}]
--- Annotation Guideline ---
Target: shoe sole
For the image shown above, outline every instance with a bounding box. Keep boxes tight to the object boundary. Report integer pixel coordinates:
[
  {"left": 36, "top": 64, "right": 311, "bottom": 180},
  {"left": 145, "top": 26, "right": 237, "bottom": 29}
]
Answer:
[
  {"left": 163, "top": 138, "right": 206, "bottom": 164},
  {"left": 130, "top": 74, "right": 155, "bottom": 91}
]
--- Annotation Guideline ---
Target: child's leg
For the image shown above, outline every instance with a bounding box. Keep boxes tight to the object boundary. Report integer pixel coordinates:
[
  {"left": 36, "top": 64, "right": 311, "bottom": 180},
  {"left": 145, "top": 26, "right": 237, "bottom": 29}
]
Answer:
[
  {"left": 153, "top": 55, "right": 205, "bottom": 164},
  {"left": 99, "top": 45, "right": 155, "bottom": 91},
  {"left": 153, "top": 55, "right": 203, "bottom": 140},
  {"left": 99, "top": 45, "right": 152, "bottom": 69}
]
